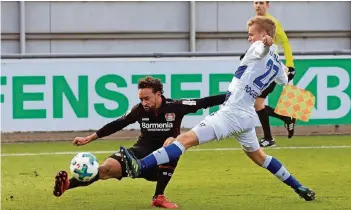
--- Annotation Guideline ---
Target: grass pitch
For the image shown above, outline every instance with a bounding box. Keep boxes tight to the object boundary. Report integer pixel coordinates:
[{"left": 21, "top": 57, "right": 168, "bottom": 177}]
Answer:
[{"left": 2, "top": 136, "right": 351, "bottom": 210}]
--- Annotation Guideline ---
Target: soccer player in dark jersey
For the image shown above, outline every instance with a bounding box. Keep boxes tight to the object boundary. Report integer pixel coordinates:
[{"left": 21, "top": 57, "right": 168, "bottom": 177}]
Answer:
[{"left": 53, "top": 76, "right": 226, "bottom": 208}]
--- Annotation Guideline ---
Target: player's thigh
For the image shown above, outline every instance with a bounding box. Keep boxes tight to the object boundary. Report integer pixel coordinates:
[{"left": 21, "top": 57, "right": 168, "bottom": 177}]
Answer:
[
  {"left": 191, "top": 119, "right": 218, "bottom": 145},
  {"left": 193, "top": 109, "right": 250, "bottom": 143},
  {"left": 254, "top": 97, "right": 266, "bottom": 111},
  {"left": 236, "top": 127, "right": 261, "bottom": 154}
]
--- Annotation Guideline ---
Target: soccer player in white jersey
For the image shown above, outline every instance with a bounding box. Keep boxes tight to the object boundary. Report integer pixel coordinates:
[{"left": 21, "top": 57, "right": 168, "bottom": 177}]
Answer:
[{"left": 121, "top": 16, "right": 316, "bottom": 202}]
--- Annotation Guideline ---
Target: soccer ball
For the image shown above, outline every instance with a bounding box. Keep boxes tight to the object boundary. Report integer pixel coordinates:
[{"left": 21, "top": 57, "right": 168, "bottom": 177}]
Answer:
[{"left": 70, "top": 152, "right": 99, "bottom": 182}]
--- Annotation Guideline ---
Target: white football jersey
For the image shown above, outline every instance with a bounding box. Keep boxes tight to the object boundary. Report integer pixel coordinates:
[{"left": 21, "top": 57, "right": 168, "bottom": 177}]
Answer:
[{"left": 225, "top": 41, "right": 288, "bottom": 117}]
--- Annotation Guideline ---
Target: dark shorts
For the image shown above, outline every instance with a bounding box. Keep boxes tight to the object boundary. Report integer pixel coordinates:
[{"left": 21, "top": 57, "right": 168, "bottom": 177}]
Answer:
[
  {"left": 259, "top": 82, "right": 277, "bottom": 98},
  {"left": 109, "top": 145, "right": 179, "bottom": 182}
]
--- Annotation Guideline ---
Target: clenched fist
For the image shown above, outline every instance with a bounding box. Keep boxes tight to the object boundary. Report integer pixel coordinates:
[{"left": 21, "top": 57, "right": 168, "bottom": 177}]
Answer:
[
  {"left": 263, "top": 35, "right": 273, "bottom": 47},
  {"left": 72, "top": 136, "right": 91, "bottom": 146}
]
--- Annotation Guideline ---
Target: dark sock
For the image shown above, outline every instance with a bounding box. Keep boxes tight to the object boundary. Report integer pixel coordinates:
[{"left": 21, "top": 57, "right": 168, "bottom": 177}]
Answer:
[
  {"left": 256, "top": 109, "right": 273, "bottom": 140},
  {"left": 154, "top": 167, "right": 174, "bottom": 198},
  {"left": 265, "top": 106, "right": 290, "bottom": 122},
  {"left": 68, "top": 172, "right": 100, "bottom": 189}
]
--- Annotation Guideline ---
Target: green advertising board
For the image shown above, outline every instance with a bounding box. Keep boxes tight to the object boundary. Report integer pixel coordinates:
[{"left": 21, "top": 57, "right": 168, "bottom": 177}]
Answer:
[{"left": 1, "top": 57, "right": 350, "bottom": 132}]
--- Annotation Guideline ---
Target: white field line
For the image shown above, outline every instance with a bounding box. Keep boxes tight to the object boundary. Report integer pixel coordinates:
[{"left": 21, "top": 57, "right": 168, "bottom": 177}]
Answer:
[{"left": 1, "top": 145, "right": 351, "bottom": 157}]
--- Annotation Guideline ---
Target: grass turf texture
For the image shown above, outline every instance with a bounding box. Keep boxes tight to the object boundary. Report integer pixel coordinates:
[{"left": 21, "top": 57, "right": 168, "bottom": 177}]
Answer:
[{"left": 2, "top": 136, "right": 351, "bottom": 210}]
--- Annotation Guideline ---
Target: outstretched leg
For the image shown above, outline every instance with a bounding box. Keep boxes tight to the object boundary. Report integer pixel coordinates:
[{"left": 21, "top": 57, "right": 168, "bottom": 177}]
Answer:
[
  {"left": 239, "top": 129, "right": 315, "bottom": 201},
  {"left": 53, "top": 157, "right": 122, "bottom": 197},
  {"left": 122, "top": 120, "right": 218, "bottom": 178},
  {"left": 121, "top": 132, "right": 193, "bottom": 178}
]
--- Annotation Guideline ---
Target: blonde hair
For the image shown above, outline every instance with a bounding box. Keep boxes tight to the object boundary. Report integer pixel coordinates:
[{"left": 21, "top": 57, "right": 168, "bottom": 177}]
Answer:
[{"left": 247, "top": 16, "right": 276, "bottom": 38}]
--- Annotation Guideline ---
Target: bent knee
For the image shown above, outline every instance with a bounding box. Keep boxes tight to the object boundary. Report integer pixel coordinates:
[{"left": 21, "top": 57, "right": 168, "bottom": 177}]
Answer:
[
  {"left": 98, "top": 165, "right": 110, "bottom": 180},
  {"left": 98, "top": 158, "right": 122, "bottom": 180},
  {"left": 246, "top": 149, "right": 267, "bottom": 166}
]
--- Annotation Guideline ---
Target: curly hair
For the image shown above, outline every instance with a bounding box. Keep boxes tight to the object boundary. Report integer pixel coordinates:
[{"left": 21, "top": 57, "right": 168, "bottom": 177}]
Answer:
[{"left": 137, "top": 76, "right": 164, "bottom": 94}]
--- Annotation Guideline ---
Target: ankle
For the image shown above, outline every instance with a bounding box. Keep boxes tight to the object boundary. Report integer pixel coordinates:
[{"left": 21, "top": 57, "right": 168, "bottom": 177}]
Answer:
[{"left": 65, "top": 180, "right": 70, "bottom": 190}]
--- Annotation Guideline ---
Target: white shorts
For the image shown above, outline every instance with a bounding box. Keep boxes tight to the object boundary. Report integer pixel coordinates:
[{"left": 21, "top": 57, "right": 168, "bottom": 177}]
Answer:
[{"left": 191, "top": 107, "right": 260, "bottom": 152}]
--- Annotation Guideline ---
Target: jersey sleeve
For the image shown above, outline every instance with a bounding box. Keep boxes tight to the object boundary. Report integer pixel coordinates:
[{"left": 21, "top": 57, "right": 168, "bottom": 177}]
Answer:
[
  {"left": 242, "top": 41, "right": 270, "bottom": 65},
  {"left": 274, "top": 64, "right": 288, "bottom": 85},
  {"left": 96, "top": 104, "right": 140, "bottom": 138},
  {"left": 274, "top": 19, "right": 294, "bottom": 68},
  {"left": 252, "top": 41, "right": 270, "bottom": 58},
  {"left": 177, "top": 94, "right": 227, "bottom": 115}
]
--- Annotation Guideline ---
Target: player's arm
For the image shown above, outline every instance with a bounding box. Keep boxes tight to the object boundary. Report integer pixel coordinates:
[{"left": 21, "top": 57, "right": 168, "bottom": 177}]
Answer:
[
  {"left": 275, "top": 21, "right": 296, "bottom": 81},
  {"left": 240, "top": 35, "right": 272, "bottom": 61},
  {"left": 274, "top": 64, "right": 289, "bottom": 86},
  {"left": 178, "top": 93, "right": 227, "bottom": 114},
  {"left": 73, "top": 105, "right": 140, "bottom": 146},
  {"left": 275, "top": 21, "right": 294, "bottom": 68},
  {"left": 254, "top": 42, "right": 270, "bottom": 58},
  {"left": 245, "top": 37, "right": 273, "bottom": 63},
  {"left": 95, "top": 105, "right": 139, "bottom": 139}
]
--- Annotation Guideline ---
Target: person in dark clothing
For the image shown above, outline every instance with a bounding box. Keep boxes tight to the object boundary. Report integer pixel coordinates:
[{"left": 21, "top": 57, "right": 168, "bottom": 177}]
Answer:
[{"left": 53, "top": 76, "right": 226, "bottom": 208}]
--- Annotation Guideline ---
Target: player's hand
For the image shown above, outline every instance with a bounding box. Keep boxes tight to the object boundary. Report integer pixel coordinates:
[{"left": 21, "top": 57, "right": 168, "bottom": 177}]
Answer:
[
  {"left": 287, "top": 67, "right": 296, "bottom": 81},
  {"left": 163, "top": 137, "right": 176, "bottom": 147},
  {"left": 284, "top": 66, "right": 290, "bottom": 75},
  {"left": 263, "top": 35, "right": 273, "bottom": 46},
  {"left": 72, "top": 137, "right": 90, "bottom": 146},
  {"left": 239, "top": 50, "right": 247, "bottom": 61}
]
